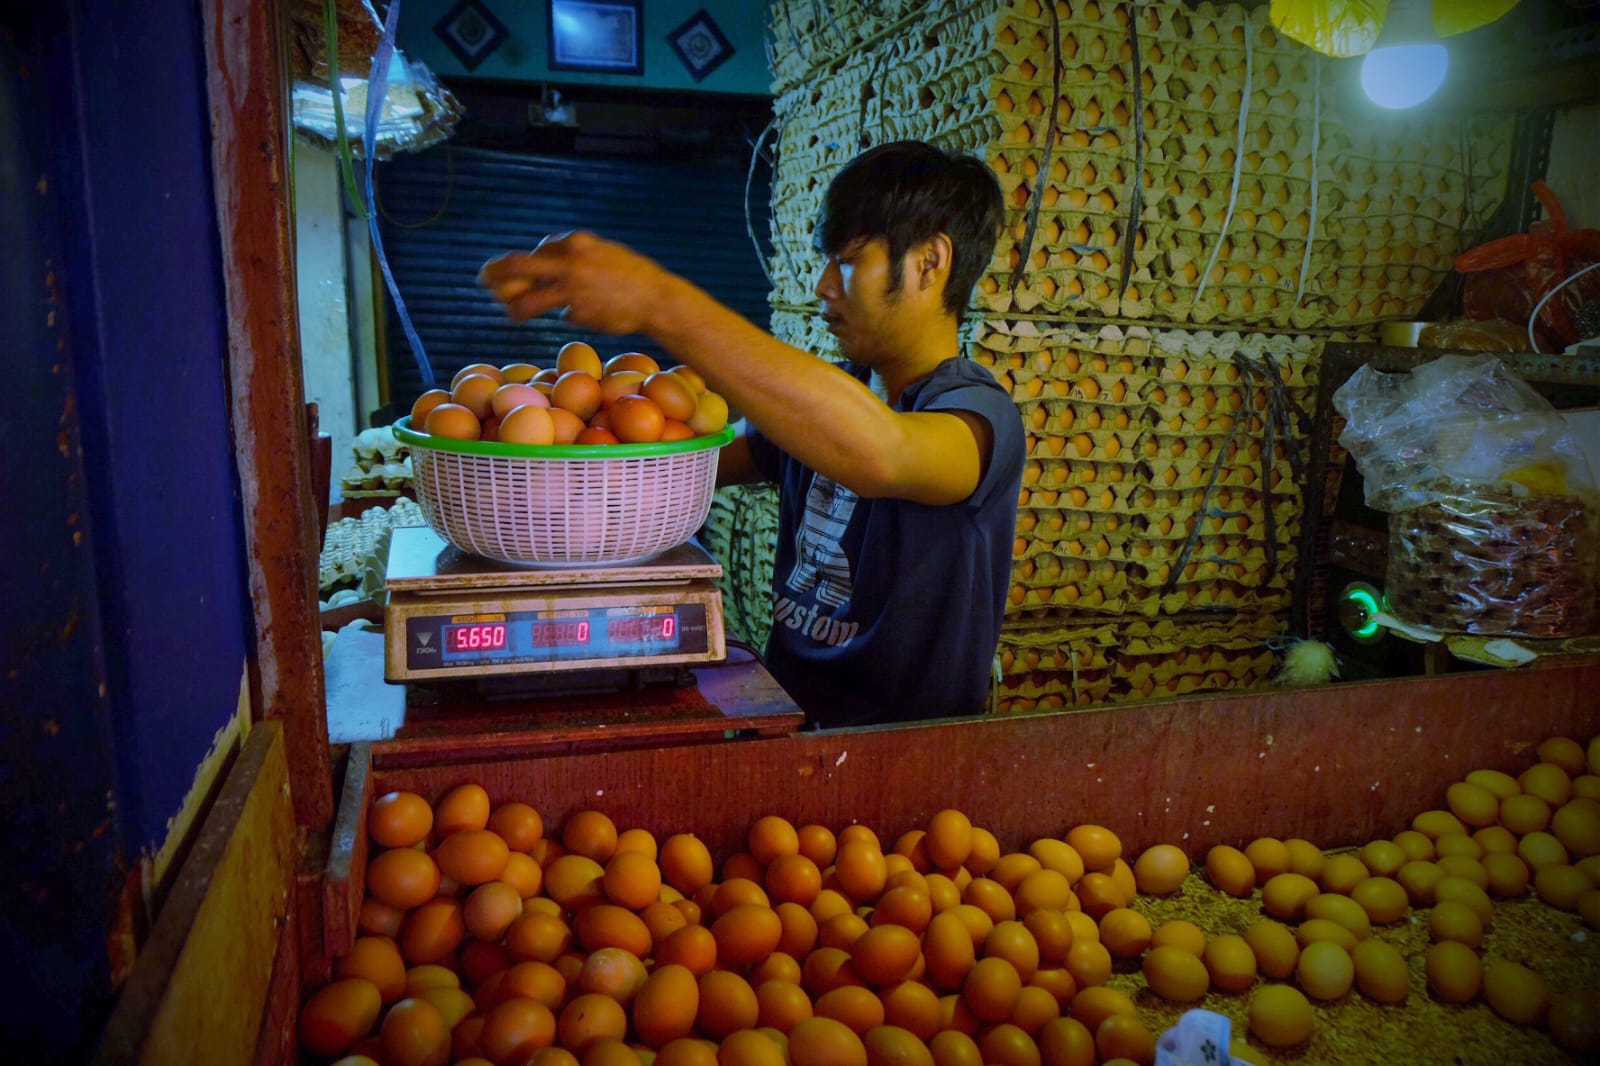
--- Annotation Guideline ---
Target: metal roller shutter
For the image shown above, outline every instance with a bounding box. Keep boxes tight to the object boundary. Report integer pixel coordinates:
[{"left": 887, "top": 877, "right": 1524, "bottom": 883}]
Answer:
[{"left": 376, "top": 144, "right": 774, "bottom": 405}]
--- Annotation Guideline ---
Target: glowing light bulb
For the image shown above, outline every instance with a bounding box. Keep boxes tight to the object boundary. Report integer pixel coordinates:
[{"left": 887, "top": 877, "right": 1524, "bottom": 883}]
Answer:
[{"left": 1360, "top": 42, "right": 1449, "bottom": 109}]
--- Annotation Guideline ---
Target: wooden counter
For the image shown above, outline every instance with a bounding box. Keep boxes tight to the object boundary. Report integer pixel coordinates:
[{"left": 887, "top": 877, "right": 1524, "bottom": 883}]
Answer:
[{"left": 322, "top": 656, "right": 1600, "bottom": 965}]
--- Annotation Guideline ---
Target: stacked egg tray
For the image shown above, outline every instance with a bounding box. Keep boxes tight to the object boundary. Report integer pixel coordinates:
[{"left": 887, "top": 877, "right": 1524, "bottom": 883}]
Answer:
[
  {"left": 766, "top": 2, "right": 1002, "bottom": 312},
  {"left": 765, "top": 0, "right": 1513, "bottom": 331},
  {"left": 701, "top": 482, "right": 782, "bottom": 650},
  {"left": 984, "top": 322, "right": 1317, "bottom": 622},
  {"left": 995, "top": 611, "right": 1282, "bottom": 712},
  {"left": 340, "top": 425, "right": 415, "bottom": 496},
  {"left": 318, "top": 496, "right": 426, "bottom": 595}
]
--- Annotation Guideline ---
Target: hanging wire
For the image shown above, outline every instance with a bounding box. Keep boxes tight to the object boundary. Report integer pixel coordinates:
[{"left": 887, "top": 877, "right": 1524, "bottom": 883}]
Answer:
[
  {"left": 1294, "top": 54, "right": 1320, "bottom": 307},
  {"left": 363, "top": 0, "right": 435, "bottom": 389},
  {"left": 1117, "top": 7, "right": 1146, "bottom": 298},
  {"left": 1194, "top": 8, "right": 1253, "bottom": 307},
  {"left": 1008, "top": 0, "right": 1062, "bottom": 294},
  {"left": 746, "top": 116, "right": 801, "bottom": 289}
]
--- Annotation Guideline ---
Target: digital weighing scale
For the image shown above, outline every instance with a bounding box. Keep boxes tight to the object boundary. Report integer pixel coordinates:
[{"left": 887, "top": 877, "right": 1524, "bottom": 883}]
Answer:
[{"left": 383, "top": 526, "right": 727, "bottom": 685}]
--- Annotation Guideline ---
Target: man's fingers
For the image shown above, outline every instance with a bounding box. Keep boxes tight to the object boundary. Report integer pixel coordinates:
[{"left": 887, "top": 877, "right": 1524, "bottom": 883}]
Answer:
[{"left": 491, "top": 277, "right": 535, "bottom": 302}]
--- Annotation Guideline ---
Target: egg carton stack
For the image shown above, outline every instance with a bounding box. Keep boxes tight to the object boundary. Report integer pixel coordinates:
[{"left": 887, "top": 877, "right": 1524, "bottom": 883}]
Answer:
[
  {"left": 339, "top": 425, "right": 414, "bottom": 496},
  {"left": 766, "top": 0, "right": 924, "bottom": 94},
  {"left": 996, "top": 612, "right": 1282, "bottom": 712},
  {"left": 974, "top": 0, "right": 1512, "bottom": 330},
  {"left": 701, "top": 483, "right": 783, "bottom": 650},
  {"left": 319, "top": 496, "right": 426, "bottom": 599},
  {"left": 766, "top": 2, "right": 1003, "bottom": 312},
  {"left": 985, "top": 322, "right": 1316, "bottom": 621}
]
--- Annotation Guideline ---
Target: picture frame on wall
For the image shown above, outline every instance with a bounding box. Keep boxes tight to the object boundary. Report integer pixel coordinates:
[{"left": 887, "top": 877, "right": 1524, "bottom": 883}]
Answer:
[{"left": 548, "top": 0, "right": 644, "bottom": 75}]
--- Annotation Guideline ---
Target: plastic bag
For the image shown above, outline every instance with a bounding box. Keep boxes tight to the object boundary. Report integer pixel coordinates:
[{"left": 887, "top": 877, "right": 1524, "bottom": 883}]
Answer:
[
  {"left": 1417, "top": 318, "right": 1529, "bottom": 352},
  {"left": 1333, "top": 354, "right": 1599, "bottom": 638},
  {"left": 1455, "top": 182, "right": 1600, "bottom": 351}
]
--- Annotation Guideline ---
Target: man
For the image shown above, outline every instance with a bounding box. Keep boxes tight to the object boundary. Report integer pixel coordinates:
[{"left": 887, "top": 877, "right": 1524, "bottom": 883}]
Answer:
[{"left": 479, "top": 140, "right": 1023, "bottom": 728}]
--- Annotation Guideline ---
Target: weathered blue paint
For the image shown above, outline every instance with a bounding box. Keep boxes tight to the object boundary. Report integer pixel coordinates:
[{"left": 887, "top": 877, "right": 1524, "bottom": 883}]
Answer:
[{"left": 2, "top": 2, "right": 257, "bottom": 1058}]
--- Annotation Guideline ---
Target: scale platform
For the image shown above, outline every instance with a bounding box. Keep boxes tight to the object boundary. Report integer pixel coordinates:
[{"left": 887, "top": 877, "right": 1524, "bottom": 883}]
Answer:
[{"left": 384, "top": 527, "right": 727, "bottom": 684}]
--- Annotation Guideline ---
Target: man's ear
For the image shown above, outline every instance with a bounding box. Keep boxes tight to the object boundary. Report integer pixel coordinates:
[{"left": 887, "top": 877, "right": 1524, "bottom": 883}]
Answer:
[{"left": 913, "top": 234, "right": 954, "bottom": 293}]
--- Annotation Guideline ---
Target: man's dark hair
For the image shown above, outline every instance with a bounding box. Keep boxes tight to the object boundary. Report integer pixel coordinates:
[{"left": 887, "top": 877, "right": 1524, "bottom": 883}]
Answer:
[{"left": 815, "top": 140, "right": 1006, "bottom": 317}]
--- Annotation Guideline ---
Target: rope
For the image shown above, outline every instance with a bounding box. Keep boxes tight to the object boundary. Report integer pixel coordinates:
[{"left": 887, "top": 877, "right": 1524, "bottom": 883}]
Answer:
[
  {"left": 1118, "top": 8, "right": 1145, "bottom": 299},
  {"left": 1008, "top": 0, "right": 1061, "bottom": 294},
  {"left": 745, "top": 116, "right": 791, "bottom": 288},
  {"left": 1294, "top": 54, "right": 1320, "bottom": 307},
  {"left": 1193, "top": 9, "right": 1253, "bottom": 308},
  {"left": 363, "top": 0, "right": 435, "bottom": 389}
]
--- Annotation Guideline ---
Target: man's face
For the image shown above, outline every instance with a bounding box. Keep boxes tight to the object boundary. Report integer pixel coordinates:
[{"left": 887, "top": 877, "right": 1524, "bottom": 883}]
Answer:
[{"left": 813, "top": 235, "right": 911, "bottom": 365}]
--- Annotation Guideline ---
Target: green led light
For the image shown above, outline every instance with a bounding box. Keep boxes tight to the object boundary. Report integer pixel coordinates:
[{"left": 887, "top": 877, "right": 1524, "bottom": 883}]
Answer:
[{"left": 1343, "top": 585, "right": 1382, "bottom": 640}]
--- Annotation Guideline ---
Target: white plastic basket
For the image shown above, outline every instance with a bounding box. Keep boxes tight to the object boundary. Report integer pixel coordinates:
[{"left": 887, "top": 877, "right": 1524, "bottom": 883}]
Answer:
[{"left": 393, "top": 417, "right": 733, "bottom": 566}]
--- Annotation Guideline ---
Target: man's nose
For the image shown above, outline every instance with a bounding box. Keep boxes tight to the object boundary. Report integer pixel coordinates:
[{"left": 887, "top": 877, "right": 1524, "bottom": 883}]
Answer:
[{"left": 814, "top": 260, "right": 840, "bottom": 301}]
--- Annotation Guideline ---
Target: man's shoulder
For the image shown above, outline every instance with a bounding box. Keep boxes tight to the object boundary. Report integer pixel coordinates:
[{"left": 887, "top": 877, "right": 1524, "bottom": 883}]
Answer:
[{"left": 913, "top": 356, "right": 1012, "bottom": 402}]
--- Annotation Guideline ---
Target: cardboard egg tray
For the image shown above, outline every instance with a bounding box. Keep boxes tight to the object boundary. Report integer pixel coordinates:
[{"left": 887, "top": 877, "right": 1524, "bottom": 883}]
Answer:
[
  {"left": 984, "top": 322, "right": 1313, "bottom": 621},
  {"left": 766, "top": 0, "right": 1513, "bottom": 331},
  {"left": 702, "top": 483, "right": 782, "bottom": 649},
  {"left": 995, "top": 612, "right": 1282, "bottom": 712}
]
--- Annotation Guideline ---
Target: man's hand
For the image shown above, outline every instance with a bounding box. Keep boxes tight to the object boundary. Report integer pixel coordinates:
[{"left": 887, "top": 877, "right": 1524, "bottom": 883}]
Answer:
[{"left": 476, "top": 232, "right": 668, "bottom": 336}]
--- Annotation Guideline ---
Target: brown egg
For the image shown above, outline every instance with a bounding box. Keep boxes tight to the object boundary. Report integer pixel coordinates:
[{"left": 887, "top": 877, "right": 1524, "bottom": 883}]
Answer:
[
  {"left": 549, "top": 407, "right": 586, "bottom": 444},
  {"left": 1142, "top": 944, "right": 1210, "bottom": 1002},
  {"left": 1351, "top": 939, "right": 1408, "bottom": 1004},
  {"left": 643, "top": 371, "right": 700, "bottom": 422},
  {"left": 551, "top": 371, "right": 603, "bottom": 421},
  {"left": 1305, "top": 892, "right": 1371, "bottom": 940},
  {"left": 556, "top": 341, "right": 603, "bottom": 378},
  {"left": 498, "top": 405, "right": 556, "bottom": 446},
  {"left": 451, "top": 373, "right": 501, "bottom": 419},
  {"left": 668, "top": 364, "right": 708, "bottom": 393},
  {"left": 604, "top": 351, "right": 661, "bottom": 377},
  {"left": 1243, "top": 838, "right": 1290, "bottom": 885},
  {"left": 598, "top": 370, "right": 647, "bottom": 409},
  {"left": 1261, "top": 873, "right": 1319, "bottom": 920},
  {"left": 660, "top": 418, "right": 695, "bottom": 441},
  {"left": 1283, "top": 838, "right": 1325, "bottom": 879},
  {"left": 452, "top": 362, "right": 504, "bottom": 389},
  {"left": 409, "top": 389, "right": 452, "bottom": 427},
  {"left": 1429, "top": 900, "right": 1485, "bottom": 947},
  {"left": 1350, "top": 876, "right": 1409, "bottom": 924},
  {"left": 1396, "top": 860, "right": 1446, "bottom": 905},
  {"left": 1206, "top": 845, "right": 1256, "bottom": 898},
  {"left": 687, "top": 390, "right": 730, "bottom": 436},
  {"left": 610, "top": 395, "right": 666, "bottom": 443},
  {"left": 1203, "top": 934, "right": 1258, "bottom": 992},
  {"left": 491, "top": 382, "right": 548, "bottom": 419},
  {"left": 1425, "top": 940, "right": 1481, "bottom": 1002},
  {"left": 1243, "top": 920, "right": 1299, "bottom": 979},
  {"left": 1295, "top": 940, "right": 1354, "bottom": 1000},
  {"left": 1132, "top": 844, "right": 1189, "bottom": 895},
  {"left": 423, "top": 403, "right": 481, "bottom": 441},
  {"left": 1247, "top": 985, "right": 1313, "bottom": 1047},
  {"left": 1483, "top": 960, "right": 1550, "bottom": 1026}
]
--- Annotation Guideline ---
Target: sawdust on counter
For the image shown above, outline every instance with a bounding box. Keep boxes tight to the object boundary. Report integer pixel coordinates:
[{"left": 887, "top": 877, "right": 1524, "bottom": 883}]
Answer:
[{"left": 1109, "top": 866, "right": 1599, "bottom": 1065}]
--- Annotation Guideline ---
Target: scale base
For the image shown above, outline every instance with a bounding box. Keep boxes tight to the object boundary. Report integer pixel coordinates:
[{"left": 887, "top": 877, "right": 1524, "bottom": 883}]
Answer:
[{"left": 407, "top": 664, "right": 698, "bottom": 703}]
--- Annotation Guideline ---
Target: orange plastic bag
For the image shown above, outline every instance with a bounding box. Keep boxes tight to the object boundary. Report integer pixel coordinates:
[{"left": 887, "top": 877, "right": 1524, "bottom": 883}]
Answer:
[{"left": 1454, "top": 181, "right": 1600, "bottom": 350}]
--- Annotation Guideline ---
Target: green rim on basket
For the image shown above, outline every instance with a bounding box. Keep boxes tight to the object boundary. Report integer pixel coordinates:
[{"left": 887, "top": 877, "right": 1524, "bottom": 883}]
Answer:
[{"left": 393, "top": 416, "right": 735, "bottom": 459}]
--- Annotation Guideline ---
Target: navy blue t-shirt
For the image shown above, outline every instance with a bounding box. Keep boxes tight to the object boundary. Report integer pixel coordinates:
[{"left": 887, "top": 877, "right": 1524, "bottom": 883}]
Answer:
[{"left": 744, "top": 357, "right": 1025, "bottom": 729}]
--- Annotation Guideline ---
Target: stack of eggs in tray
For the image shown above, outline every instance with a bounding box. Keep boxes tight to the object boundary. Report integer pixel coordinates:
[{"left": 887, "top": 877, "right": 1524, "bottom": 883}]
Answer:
[{"left": 341, "top": 426, "right": 415, "bottom": 496}]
